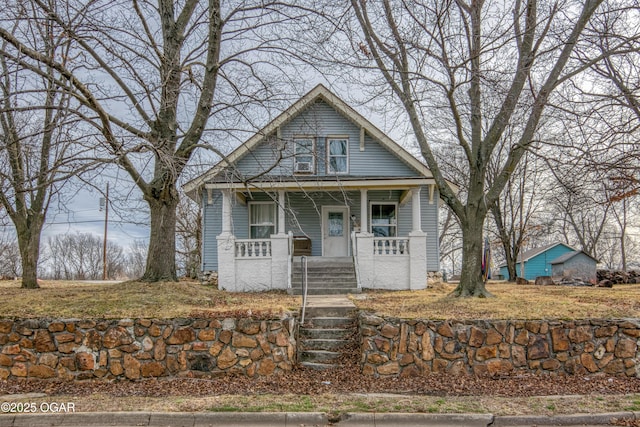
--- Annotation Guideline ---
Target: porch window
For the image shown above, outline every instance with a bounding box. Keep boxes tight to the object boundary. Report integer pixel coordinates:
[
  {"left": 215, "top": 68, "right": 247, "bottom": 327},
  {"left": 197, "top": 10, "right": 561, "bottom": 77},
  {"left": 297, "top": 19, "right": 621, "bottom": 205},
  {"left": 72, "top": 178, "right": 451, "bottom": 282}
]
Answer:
[
  {"left": 294, "top": 137, "right": 315, "bottom": 174},
  {"left": 370, "top": 203, "right": 397, "bottom": 237},
  {"left": 327, "top": 138, "right": 348, "bottom": 174},
  {"left": 328, "top": 212, "right": 344, "bottom": 236},
  {"left": 249, "top": 202, "right": 276, "bottom": 238}
]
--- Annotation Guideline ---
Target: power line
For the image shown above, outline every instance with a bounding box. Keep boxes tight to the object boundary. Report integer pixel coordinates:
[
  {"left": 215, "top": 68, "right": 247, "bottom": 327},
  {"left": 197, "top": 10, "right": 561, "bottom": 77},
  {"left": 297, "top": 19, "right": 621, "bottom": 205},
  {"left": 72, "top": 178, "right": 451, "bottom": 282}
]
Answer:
[{"left": 45, "top": 220, "right": 149, "bottom": 226}]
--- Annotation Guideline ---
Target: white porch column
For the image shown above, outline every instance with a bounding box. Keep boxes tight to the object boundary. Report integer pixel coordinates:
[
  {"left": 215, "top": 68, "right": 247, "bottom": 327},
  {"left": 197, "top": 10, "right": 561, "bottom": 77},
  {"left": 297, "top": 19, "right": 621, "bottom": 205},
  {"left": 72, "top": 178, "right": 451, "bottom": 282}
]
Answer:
[
  {"left": 409, "top": 186, "right": 426, "bottom": 290},
  {"left": 221, "top": 190, "right": 232, "bottom": 236},
  {"left": 411, "top": 187, "right": 422, "bottom": 232},
  {"left": 217, "top": 234, "right": 236, "bottom": 291},
  {"left": 272, "top": 190, "right": 288, "bottom": 289},
  {"left": 270, "top": 234, "right": 289, "bottom": 290},
  {"left": 408, "top": 231, "right": 427, "bottom": 290},
  {"left": 355, "top": 233, "right": 374, "bottom": 288},
  {"left": 360, "top": 188, "right": 368, "bottom": 233},
  {"left": 217, "top": 189, "right": 236, "bottom": 291},
  {"left": 278, "top": 190, "right": 286, "bottom": 235}
]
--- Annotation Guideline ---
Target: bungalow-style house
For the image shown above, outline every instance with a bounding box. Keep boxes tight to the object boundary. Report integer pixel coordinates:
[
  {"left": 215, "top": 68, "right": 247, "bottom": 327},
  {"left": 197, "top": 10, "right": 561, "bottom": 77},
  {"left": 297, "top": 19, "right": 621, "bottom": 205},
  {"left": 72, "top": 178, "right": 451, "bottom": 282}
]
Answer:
[
  {"left": 498, "top": 242, "right": 597, "bottom": 282},
  {"left": 184, "top": 84, "right": 441, "bottom": 292}
]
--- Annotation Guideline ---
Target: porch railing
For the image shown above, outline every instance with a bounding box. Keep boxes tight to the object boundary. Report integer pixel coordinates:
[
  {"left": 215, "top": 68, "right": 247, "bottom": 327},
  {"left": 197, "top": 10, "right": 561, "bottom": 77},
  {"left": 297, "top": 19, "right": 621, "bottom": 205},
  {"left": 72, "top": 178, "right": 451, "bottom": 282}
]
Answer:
[
  {"left": 287, "top": 231, "right": 293, "bottom": 290},
  {"left": 373, "top": 237, "right": 409, "bottom": 256},
  {"left": 351, "top": 231, "right": 362, "bottom": 289},
  {"left": 235, "top": 239, "right": 272, "bottom": 258}
]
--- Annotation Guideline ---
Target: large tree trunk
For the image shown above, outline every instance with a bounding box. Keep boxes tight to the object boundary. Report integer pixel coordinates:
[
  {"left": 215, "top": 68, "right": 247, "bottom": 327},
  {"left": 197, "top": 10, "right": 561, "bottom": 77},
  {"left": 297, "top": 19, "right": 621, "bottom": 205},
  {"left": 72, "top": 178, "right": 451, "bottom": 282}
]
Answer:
[
  {"left": 142, "top": 195, "right": 178, "bottom": 282},
  {"left": 505, "top": 255, "right": 517, "bottom": 282},
  {"left": 16, "top": 219, "right": 43, "bottom": 289},
  {"left": 500, "top": 238, "right": 519, "bottom": 282},
  {"left": 491, "top": 204, "right": 518, "bottom": 282},
  {"left": 450, "top": 215, "right": 493, "bottom": 298}
]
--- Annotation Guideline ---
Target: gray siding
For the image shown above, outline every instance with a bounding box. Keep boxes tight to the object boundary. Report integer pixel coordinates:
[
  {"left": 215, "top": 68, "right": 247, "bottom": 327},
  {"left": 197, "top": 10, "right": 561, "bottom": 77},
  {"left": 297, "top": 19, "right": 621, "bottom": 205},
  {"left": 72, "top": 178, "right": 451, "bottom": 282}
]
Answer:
[
  {"left": 201, "top": 98, "right": 441, "bottom": 274},
  {"left": 202, "top": 186, "right": 441, "bottom": 273},
  {"left": 286, "top": 191, "right": 360, "bottom": 256},
  {"left": 421, "top": 188, "right": 440, "bottom": 272},
  {"left": 552, "top": 253, "right": 597, "bottom": 281},
  {"left": 233, "top": 101, "right": 421, "bottom": 178},
  {"left": 202, "top": 190, "right": 223, "bottom": 272}
]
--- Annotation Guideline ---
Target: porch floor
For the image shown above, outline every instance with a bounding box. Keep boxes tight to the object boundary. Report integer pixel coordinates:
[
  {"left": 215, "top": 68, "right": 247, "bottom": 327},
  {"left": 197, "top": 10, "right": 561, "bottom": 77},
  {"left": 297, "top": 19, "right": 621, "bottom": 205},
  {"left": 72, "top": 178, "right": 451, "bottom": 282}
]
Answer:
[{"left": 293, "top": 256, "right": 353, "bottom": 264}]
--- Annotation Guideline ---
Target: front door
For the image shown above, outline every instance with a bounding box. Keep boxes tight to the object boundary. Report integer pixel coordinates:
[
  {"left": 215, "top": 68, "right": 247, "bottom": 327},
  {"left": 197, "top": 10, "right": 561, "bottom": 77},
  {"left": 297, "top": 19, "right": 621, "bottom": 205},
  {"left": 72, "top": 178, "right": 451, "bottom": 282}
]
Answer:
[{"left": 322, "top": 206, "right": 350, "bottom": 257}]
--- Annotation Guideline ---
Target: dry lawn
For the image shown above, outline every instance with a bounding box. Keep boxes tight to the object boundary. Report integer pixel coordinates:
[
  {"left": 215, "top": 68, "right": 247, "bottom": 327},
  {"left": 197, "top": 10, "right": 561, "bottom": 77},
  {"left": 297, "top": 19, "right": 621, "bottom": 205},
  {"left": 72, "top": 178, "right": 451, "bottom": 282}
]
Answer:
[
  {"left": 351, "top": 281, "right": 640, "bottom": 320},
  {"left": 1, "top": 280, "right": 640, "bottom": 419},
  {"left": 1, "top": 279, "right": 639, "bottom": 320},
  {"left": 0, "top": 279, "right": 301, "bottom": 319}
]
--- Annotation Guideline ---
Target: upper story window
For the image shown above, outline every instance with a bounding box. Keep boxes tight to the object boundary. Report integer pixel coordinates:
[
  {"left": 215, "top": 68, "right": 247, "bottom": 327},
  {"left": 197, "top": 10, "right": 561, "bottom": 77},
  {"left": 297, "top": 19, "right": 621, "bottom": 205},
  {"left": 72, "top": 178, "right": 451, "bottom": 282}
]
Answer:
[
  {"left": 327, "top": 137, "right": 349, "bottom": 174},
  {"left": 294, "top": 137, "right": 315, "bottom": 174}
]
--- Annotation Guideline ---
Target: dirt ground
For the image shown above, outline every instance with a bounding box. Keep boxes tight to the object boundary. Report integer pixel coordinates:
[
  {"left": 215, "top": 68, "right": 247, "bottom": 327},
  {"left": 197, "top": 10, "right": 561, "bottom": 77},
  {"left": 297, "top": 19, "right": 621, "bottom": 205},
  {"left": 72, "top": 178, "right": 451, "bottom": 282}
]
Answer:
[{"left": 1, "top": 364, "right": 639, "bottom": 416}]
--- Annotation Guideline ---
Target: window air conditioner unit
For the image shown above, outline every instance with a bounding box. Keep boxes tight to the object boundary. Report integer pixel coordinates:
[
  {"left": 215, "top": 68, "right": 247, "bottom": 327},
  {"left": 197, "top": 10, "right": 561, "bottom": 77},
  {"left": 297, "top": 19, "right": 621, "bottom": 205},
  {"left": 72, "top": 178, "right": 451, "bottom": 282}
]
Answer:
[{"left": 294, "top": 161, "right": 312, "bottom": 173}]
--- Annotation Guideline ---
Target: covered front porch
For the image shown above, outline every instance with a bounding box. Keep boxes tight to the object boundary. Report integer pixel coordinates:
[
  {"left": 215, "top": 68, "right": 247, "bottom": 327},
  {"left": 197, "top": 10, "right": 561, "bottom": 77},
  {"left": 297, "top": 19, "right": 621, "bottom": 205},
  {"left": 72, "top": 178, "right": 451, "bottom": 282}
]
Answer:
[{"left": 209, "top": 179, "right": 435, "bottom": 292}]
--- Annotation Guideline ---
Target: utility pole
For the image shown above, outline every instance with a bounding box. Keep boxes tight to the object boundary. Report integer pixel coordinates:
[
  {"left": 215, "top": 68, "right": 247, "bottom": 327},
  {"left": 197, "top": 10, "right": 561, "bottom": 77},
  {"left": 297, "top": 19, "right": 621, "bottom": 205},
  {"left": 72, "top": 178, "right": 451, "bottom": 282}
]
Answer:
[{"left": 102, "top": 183, "right": 109, "bottom": 280}]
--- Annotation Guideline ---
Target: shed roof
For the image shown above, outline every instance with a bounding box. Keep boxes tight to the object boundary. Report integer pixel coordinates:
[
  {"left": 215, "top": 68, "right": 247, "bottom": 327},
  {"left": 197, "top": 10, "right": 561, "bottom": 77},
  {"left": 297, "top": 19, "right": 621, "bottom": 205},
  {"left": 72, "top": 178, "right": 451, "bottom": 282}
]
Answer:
[
  {"left": 550, "top": 250, "right": 598, "bottom": 265},
  {"left": 497, "top": 242, "right": 577, "bottom": 268}
]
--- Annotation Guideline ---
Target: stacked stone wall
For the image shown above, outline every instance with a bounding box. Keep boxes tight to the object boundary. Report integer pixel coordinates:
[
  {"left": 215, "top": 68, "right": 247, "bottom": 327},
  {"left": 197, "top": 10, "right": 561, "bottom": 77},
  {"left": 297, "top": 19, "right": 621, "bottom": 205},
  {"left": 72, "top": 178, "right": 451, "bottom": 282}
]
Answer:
[
  {"left": 2, "top": 314, "right": 639, "bottom": 381},
  {"left": 0, "top": 317, "right": 296, "bottom": 380},
  {"left": 360, "top": 314, "right": 640, "bottom": 377}
]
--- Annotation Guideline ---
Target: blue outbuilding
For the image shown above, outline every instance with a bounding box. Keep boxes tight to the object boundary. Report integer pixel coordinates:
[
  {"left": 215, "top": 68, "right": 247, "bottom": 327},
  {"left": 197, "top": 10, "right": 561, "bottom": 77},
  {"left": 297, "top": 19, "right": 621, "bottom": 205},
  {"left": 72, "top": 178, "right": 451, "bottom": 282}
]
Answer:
[{"left": 498, "top": 242, "right": 597, "bottom": 281}]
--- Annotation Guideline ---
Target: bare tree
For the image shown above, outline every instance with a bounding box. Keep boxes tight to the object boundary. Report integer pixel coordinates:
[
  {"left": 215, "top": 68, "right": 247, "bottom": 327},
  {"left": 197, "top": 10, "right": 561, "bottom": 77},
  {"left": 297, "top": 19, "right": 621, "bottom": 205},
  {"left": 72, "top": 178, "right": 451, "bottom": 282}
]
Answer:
[
  {"left": 0, "top": 235, "right": 21, "bottom": 278},
  {"left": 125, "top": 239, "right": 148, "bottom": 279},
  {"left": 44, "top": 232, "right": 125, "bottom": 280},
  {"left": 541, "top": 0, "right": 640, "bottom": 267},
  {"left": 0, "top": 0, "right": 304, "bottom": 282},
  {"left": 581, "top": 1, "right": 640, "bottom": 269},
  {"left": 0, "top": 5, "right": 99, "bottom": 288},
  {"left": 299, "top": 0, "right": 608, "bottom": 296},
  {"left": 489, "top": 149, "right": 552, "bottom": 281},
  {"left": 548, "top": 164, "right": 611, "bottom": 259},
  {"left": 176, "top": 193, "right": 201, "bottom": 279},
  {"left": 438, "top": 204, "right": 462, "bottom": 279}
]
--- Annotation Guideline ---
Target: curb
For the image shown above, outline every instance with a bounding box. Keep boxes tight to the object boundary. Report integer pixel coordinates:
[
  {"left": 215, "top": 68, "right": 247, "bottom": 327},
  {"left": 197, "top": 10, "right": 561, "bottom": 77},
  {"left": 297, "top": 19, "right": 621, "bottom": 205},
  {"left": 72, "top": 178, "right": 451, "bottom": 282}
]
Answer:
[
  {"left": 492, "top": 411, "right": 638, "bottom": 426},
  {"left": 338, "top": 412, "right": 493, "bottom": 426},
  {"left": 1, "top": 411, "right": 638, "bottom": 426}
]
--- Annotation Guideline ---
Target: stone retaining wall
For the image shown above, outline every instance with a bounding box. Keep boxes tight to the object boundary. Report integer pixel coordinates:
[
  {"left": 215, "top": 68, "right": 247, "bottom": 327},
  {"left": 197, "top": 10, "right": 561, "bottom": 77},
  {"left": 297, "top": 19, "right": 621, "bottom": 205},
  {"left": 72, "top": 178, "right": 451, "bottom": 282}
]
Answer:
[
  {"left": 360, "top": 314, "right": 640, "bottom": 377},
  {"left": 0, "top": 317, "right": 296, "bottom": 380},
  {"left": 3, "top": 314, "right": 639, "bottom": 381}
]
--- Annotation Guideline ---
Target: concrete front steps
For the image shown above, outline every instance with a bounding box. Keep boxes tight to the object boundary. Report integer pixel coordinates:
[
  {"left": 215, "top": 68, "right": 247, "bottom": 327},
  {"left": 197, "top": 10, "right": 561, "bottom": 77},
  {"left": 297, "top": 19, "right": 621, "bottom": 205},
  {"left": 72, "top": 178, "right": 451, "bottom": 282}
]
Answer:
[
  {"left": 290, "top": 257, "right": 358, "bottom": 295},
  {"left": 298, "top": 296, "right": 358, "bottom": 370}
]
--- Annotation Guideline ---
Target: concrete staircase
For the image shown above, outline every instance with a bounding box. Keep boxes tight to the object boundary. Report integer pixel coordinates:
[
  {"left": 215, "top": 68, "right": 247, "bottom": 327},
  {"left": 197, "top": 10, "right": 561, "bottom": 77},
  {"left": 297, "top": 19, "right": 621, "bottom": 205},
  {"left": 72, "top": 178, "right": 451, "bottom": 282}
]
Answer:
[
  {"left": 290, "top": 257, "right": 358, "bottom": 295},
  {"left": 297, "top": 296, "right": 358, "bottom": 370}
]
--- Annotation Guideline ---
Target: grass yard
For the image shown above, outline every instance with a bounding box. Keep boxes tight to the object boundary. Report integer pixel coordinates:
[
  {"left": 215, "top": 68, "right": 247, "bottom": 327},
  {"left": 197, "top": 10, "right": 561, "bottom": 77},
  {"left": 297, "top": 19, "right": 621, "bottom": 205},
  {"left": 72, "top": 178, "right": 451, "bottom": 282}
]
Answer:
[
  {"left": 2, "top": 391, "right": 639, "bottom": 417},
  {"left": 0, "top": 279, "right": 639, "bottom": 320},
  {"left": 0, "top": 279, "right": 301, "bottom": 319},
  {"left": 352, "top": 281, "right": 640, "bottom": 320}
]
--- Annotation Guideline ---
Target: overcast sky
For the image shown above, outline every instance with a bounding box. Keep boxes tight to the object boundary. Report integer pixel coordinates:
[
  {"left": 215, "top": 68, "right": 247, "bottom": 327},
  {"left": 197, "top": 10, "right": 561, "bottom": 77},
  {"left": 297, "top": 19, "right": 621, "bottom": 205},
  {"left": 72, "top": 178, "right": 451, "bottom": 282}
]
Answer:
[{"left": 1, "top": 75, "right": 419, "bottom": 252}]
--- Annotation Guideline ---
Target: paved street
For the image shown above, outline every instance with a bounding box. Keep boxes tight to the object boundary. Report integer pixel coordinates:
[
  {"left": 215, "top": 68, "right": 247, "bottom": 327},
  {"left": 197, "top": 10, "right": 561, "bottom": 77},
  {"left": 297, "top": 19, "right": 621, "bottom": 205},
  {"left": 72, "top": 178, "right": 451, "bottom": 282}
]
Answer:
[{"left": 2, "top": 411, "right": 639, "bottom": 427}]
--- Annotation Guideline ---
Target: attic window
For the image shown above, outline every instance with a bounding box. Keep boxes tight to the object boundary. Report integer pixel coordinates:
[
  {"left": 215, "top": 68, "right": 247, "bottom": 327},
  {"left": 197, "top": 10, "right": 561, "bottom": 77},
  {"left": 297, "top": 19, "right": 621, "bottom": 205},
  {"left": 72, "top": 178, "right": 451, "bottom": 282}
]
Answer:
[
  {"left": 327, "top": 137, "right": 348, "bottom": 174},
  {"left": 294, "top": 137, "right": 315, "bottom": 174}
]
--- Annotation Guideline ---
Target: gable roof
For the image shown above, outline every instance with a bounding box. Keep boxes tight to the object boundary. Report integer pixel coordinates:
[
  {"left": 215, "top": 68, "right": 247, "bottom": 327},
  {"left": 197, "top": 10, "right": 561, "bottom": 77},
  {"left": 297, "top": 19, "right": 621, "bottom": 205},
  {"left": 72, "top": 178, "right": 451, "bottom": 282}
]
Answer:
[
  {"left": 183, "top": 84, "right": 433, "bottom": 196},
  {"left": 497, "top": 242, "right": 576, "bottom": 268},
  {"left": 550, "top": 250, "right": 598, "bottom": 265}
]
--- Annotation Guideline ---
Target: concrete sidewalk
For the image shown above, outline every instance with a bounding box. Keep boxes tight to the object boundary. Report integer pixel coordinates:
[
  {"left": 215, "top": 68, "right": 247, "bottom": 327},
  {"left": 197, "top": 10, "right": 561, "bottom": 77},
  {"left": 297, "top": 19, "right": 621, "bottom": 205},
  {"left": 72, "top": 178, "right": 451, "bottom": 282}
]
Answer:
[{"left": 2, "top": 411, "right": 640, "bottom": 426}]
